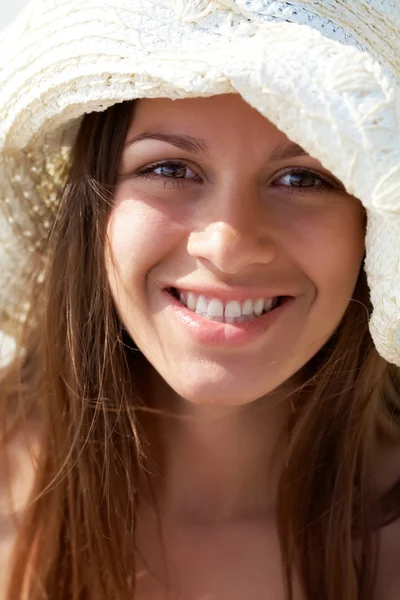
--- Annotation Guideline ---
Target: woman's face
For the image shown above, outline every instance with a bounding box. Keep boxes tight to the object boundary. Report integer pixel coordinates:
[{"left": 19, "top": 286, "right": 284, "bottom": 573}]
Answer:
[{"left": 106, "top": 94, "right": 365, "bottom": 405}]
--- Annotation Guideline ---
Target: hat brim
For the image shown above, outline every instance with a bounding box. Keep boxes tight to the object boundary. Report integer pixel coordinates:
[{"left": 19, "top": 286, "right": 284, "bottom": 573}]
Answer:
[{"left": 1, "top": 0, "right": 400, "bottom": 364}]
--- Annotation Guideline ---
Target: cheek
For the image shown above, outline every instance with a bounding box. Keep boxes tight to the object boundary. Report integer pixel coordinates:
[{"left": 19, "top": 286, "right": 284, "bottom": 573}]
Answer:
[
  {"left": 290, "top": 202, "right": 365, "bottom": 307},
  {"left": 105, "top": 195, "right": 184, "bottom": 282}
]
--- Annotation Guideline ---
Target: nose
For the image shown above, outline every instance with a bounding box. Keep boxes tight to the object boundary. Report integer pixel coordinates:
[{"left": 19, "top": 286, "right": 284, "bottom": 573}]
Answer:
[{"left": 187, "top": 187, "right": 277, "bottom": 274}]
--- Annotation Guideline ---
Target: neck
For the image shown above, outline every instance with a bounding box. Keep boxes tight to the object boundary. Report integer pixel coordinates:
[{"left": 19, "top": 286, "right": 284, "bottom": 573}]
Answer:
[{"left": 138, "top": 362, "right": 292, "bottom": 526}]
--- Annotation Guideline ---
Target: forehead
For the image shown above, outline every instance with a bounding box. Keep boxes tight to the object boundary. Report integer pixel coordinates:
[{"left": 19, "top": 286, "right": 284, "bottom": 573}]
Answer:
[
  {"left": 125, "top": 94, "right": 300, "bottom": 159},
  {"left": 132, "top": 94, "right": 283, "bottom": 135}
]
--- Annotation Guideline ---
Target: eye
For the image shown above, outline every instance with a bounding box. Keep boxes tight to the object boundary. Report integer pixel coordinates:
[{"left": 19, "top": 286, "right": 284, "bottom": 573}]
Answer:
[
  {"left": 272, "top": 168, "right": 337, "bottom": 194},
  {"left": 134, "top": 160, "right": 200, "bottom": 188}
]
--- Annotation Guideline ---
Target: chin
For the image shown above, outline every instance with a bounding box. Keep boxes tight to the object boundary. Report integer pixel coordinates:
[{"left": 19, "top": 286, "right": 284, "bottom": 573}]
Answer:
[{"left": 165, "top": 372, "right": 283, "bottom": 408}]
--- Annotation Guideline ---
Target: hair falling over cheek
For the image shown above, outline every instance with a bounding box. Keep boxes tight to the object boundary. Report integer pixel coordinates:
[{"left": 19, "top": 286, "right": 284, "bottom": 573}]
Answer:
[{"left": 0, "top": 101, "right": 399, "bottom": 600}]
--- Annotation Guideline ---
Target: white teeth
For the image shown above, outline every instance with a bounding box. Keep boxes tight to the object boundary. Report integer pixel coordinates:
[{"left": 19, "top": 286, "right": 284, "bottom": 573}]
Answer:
[
  {"left": 174, "top": 289, "right": 279, "bottom": 320},
  {"left": 253, "top": 298, "right": 264, "bottom": 317},
  {"left": 225, "top": 300, "right": 241, "bottom": 318},
  {"left": 242, "top": 299, "right": 253, "bottom": 316},
  {"left": 195, "top": 295, "right": 208, "bottom": 314},
  {"left": 264, "top": 298, "right": 273, "bottom": 312},
  {"left": 187, "top": 291, "right": 197, "bottom": 311},
  {"left": 207, "top": 298, "right": 224, "bottom": 317}
]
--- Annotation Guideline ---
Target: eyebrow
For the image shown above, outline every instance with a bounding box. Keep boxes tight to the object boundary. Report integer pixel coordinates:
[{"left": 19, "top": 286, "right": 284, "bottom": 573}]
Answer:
[
  {"left": 268, "top": 142, "right": 310, "bottom": 161},
  {"left": 123, "top": 132, "right": 310, "bottom": 161},
  {"left": 124, "top": 132, "right": 208, "bottom": 154}
]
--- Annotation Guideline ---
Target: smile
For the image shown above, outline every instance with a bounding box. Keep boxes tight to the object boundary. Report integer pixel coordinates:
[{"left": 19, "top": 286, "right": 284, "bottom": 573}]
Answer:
[
  {"left": 162, "top": 287, "right": 294, "bottom": 347},
  {"left": 169, "top": 288, "right": 284, "bottom": 324}
]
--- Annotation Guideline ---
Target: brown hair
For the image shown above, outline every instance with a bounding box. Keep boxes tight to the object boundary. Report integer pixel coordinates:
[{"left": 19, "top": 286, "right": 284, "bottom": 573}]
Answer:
[{"left": 1, "top": 99, "right": 399, "bottom": 600}]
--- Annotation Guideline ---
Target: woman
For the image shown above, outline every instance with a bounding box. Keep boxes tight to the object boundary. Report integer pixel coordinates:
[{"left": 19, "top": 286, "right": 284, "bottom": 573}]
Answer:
[{"left": 0, "top": 1, "right": 399, "bottom": 599}]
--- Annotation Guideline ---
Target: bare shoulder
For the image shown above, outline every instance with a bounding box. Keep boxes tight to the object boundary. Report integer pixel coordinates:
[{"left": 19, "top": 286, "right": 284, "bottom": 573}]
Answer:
[
  {"left": 0, "top": 424, "right": 40, "bottom": 598},
  {"left": 374, "top": 519, "right": 400, "bottom": 600},
  {"left": 373, "top": 440, "right": 400, "bottom": 600}
]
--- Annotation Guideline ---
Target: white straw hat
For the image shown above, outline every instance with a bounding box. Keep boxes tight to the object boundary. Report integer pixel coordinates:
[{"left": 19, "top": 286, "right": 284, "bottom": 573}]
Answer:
[{"left": 1, "top": 0, "right": 400, "bottom": 364}]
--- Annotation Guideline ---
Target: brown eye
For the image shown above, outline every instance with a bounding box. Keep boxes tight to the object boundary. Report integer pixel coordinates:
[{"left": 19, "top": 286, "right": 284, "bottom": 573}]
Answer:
[
  {"left": 272, "top": 168, "right": 335, "bottom": 193},
  {"left": 282, "top": 172, "right": 323, "bottom": 187},
  {"left": 131, "top": 160, "right": 201, "bottom": 189},
  {"left": 153, "top": 163, "right": 195, "bottom": 179},
  {"left": 139, "top": 161, "right": 198, "bottom": 181}
]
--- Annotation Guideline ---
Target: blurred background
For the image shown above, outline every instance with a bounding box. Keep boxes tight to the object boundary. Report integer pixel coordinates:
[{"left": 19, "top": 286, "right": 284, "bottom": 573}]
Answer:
[
  {"left": 0, "top": 0, "right": 28, "bottom": 30},
  {"left": 0, "top": 0, "right": 28, "bottom": 364}
]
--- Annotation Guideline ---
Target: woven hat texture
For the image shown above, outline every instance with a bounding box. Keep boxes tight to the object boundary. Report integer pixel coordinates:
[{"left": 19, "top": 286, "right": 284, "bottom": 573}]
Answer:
[{"left": 1, "top": 0, "right": 400, "bottom": 364}]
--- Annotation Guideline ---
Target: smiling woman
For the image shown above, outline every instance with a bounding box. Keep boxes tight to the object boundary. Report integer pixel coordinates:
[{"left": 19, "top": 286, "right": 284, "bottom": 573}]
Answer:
[
  {"left": 107, "top": 95, "right": 365, "bottom": 405},
  {"left": 0, "top": 2, "right": 400, "bottom": 600}
]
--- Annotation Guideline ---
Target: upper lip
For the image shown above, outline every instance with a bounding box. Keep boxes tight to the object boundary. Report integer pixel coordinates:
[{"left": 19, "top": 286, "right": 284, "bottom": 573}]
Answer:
[{"left": 165, "top": 285, "right": 293, "bottom": 303}]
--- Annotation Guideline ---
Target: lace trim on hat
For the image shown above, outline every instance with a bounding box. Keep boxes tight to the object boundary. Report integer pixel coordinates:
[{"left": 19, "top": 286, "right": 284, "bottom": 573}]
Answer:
[
  {"left": 171, "top": 0, "right": 365, "bottom": 52},
  {"left": 239, "top": 1, "right": 365, "bottom": 50}
]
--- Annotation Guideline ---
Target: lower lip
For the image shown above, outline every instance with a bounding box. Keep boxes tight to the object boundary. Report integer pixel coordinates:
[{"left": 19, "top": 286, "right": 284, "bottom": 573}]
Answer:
[{"left": 162, "top": 291, "right": 294, "bottom": 347}]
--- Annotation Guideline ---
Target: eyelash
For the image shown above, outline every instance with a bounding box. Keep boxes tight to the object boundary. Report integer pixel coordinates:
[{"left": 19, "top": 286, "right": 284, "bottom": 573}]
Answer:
[{"left": 134, "top": 159, "right": 336, "bottom": 194}]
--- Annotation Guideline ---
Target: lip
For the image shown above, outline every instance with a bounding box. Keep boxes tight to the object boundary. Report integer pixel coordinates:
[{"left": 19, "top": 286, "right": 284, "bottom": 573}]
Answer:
[{"left": 161, "top": 288, "right": 295, "bottom": 347}]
